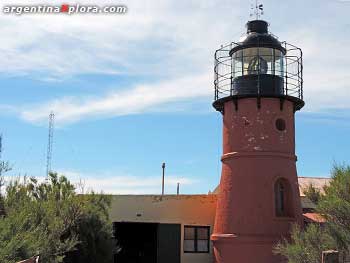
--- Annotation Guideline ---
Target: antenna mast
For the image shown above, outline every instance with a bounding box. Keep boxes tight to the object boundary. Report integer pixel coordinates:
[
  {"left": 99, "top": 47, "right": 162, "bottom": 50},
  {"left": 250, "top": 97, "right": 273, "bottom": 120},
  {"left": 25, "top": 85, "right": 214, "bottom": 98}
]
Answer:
[
  {"left": 0, "top": 134, "right": 2, "bottom": 162},
  {"left": 0, "top": 134, "right": 4, "bottom": 198},
  {"left": 46, "top": 112, "right": 55, "bottom": 178},
  {"left": 0, "top": 134, "right": 4, "bottom": 216},
  {"left": 0, "top": 134, "right": 2, "bottom": 178}
]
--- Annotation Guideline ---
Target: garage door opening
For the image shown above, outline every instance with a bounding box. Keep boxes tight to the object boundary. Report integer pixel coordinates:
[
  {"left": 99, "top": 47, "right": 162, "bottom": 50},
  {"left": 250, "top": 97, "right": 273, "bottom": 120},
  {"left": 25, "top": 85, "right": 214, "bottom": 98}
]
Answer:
[{"left": 113, "top": 222, "right": 180, "bottom": 263}]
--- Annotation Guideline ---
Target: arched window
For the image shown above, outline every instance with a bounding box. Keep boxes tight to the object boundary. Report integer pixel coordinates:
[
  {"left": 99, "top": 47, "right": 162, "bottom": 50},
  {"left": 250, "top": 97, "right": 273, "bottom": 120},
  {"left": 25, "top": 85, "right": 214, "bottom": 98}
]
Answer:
[{"left": 274, "top": 178, "right": 293, "bottom": 217}]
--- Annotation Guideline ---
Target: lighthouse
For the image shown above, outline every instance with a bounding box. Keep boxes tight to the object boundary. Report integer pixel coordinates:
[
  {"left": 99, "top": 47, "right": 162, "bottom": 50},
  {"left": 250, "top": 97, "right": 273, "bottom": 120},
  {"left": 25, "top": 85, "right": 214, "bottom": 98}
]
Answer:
[{"left": 211, "top": 15, "right": 304, "bottom": 263}]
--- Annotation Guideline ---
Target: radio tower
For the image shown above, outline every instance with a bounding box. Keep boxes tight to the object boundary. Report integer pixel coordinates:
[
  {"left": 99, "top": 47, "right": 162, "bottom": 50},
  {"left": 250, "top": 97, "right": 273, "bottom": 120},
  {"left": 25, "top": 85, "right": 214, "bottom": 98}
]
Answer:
[
  {"left": 0, "top": 134, "right": 2, "bottom": 163},
  {"left": 0, "top": 134, "right": 4, "bottom": 198},
  {"left": 0, "top": 134, "right": 3, "bottom": 178},
  {"left": 46, "top": 112, "right": 55, "bottom": 178},
  {"left": 0, "top": 134, "right": 4, "bottom": 217}
]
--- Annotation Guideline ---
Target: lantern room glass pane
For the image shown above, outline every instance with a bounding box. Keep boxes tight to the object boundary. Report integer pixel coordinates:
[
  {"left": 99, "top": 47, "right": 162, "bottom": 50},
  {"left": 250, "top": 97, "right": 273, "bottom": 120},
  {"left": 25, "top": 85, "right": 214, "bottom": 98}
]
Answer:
[
  {"left": 242, "top": 48, "right": 258, "bottom": 75},
  {"left": 259, "top": 47, "right": 274, "bottom": 74},
  {"left": 275, "top": 50, "right": 284, "bottom": 77},
  {"left": 232, "top": 50, "right": 243, "bottom": 78},
  {"left": 232, "top": 47, "right": 284, "bottom": 77}
]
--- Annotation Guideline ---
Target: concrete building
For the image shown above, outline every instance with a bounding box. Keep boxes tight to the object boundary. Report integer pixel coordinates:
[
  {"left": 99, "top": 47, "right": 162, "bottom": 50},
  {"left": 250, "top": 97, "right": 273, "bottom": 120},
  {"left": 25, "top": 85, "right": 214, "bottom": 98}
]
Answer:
[{"left": 110, "top": 177, "right": 330, "bottom": 263}]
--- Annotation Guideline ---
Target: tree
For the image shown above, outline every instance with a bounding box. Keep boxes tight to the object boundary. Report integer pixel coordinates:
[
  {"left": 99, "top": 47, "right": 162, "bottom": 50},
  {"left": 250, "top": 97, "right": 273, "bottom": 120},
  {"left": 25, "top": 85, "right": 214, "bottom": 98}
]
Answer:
[
  {"left": 0, "top": 160, "right": 11, "bottom": 217},
  {"left": 274, "top": 224, "right": 336, "bottom": 263},
  {"left": 275, "top": 164, "right": 350, "bottom": 262},
  {"left": 303, "top": 183, "right": 322, "bottom": 205},
  {"left": 0, "top": 173, "right": 115, "bottom": 263},
  {"left": 318, "top": 165, "right": 350, "bottom": 251},
  {"left": 64, "top": 193, "right": 115, "bottom": 263}
]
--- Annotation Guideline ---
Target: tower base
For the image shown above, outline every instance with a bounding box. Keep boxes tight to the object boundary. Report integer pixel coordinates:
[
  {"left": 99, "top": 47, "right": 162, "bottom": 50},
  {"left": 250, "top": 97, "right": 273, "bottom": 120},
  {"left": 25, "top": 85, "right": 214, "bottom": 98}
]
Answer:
[{"left": 212, "top": 234, "right": 286, "bottom": 263}]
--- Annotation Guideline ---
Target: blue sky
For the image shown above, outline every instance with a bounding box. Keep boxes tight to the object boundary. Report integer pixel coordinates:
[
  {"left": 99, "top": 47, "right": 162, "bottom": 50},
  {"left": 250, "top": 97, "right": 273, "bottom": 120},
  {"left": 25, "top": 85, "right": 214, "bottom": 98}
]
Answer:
[{"left": 0, "top": 0, "right": 349, "bottom": 194}]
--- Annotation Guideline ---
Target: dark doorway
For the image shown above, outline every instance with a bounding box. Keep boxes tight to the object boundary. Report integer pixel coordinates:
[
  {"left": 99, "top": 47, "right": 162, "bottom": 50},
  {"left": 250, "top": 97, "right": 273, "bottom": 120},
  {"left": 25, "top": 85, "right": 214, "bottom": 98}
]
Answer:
[
  {"left": 113, "top": 222, "right": 181, "bottom": 263},
  {"left": 114, "top": 222, "right": 158, "bottom": 263},
  {"left": 157, "top": 224, "right": 181, "bottom": 263}
]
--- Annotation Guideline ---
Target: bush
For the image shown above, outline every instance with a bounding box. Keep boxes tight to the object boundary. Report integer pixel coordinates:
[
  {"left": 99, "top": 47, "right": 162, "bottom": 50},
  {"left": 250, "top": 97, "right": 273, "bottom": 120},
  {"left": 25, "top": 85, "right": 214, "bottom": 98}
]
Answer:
[{"left": 0, "top": 173, "right": 115, "bottom": 263}]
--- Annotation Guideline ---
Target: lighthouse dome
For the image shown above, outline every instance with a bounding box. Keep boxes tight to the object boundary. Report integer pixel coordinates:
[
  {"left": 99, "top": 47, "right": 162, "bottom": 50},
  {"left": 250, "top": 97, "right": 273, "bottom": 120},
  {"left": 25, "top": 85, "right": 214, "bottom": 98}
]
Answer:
[{"left": 230, "top": 20, "right": 285, "bottom": 56}]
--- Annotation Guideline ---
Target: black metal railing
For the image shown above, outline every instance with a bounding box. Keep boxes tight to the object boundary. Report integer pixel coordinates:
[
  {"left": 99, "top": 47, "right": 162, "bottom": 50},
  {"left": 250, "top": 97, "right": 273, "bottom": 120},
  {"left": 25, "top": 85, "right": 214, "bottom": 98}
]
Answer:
[{"left": 214, "top": 41, "right": 303, "bottom": 102}]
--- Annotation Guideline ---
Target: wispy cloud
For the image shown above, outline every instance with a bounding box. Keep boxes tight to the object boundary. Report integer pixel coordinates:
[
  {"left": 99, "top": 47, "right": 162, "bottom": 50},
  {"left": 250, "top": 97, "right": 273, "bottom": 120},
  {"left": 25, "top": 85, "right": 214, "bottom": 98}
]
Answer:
[
  {"left": 0, "top": 0, "right": 349, "bottom": 125},
  {"left": 65, "top": 170, "right": 196, "bottom": 195},
  {"left": 20, "top": 73, "right": 211, "bottom": 125},
  {"left": 0, "top": 0, "right": 238, "bottom": 78},
  {"left": 0, "top": 0, "right": 240, "bottom": 124},
  {"left": 3, "top": 170, "right": 197, "bottom": 195},
  {"left": 0, "top": 104, "right": 17, "bottom": 114}
]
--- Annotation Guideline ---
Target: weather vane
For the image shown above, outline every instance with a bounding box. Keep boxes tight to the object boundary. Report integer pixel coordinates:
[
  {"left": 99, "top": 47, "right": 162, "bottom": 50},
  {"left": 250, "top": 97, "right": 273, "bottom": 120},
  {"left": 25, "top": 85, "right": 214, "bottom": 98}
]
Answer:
[{"left": 250, "top": 0, "right": 264, "bottom": 20}]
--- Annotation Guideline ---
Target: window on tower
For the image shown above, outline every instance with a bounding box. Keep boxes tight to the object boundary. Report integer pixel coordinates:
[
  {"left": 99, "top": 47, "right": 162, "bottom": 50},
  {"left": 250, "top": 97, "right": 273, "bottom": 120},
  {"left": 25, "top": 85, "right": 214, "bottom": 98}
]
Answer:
[
  {"left": 274, "top": 178, "right": 293, "bottom": 217},
  {"left": 276, "top": 118, "right": 286, "bottom": 131}
]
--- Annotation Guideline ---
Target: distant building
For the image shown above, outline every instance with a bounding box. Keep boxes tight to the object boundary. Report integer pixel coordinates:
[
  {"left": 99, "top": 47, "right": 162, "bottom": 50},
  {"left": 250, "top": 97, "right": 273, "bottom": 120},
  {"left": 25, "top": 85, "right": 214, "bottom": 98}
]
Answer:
[{"left": 110, "top": 177, "right": 330, "bottom": 263}]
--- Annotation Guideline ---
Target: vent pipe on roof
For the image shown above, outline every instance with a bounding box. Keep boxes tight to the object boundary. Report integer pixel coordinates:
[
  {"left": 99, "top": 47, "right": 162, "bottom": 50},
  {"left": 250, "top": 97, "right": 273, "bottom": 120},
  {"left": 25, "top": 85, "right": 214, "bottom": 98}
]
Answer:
[{"left": 162, "top": 162, "right": 165, "bottom": 195}]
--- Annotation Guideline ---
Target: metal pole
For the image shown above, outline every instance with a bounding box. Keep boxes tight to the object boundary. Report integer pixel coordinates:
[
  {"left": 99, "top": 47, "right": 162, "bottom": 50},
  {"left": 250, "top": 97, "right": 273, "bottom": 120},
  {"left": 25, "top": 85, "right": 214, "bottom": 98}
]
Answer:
[
  {"left": 0, "top": 134, "right": 2, "bottom": 161},
  {"left": 0, "top": 134, "right": 2, "bottom": 194},
  {"left": 46, "top": 112, "right": 55, "bottom": 178},
  {"left": 177, "top": 183, "right": 180, "bottom": 195},
  {"left": 162, "top": 163, "right": 165, "bottom": 195}
]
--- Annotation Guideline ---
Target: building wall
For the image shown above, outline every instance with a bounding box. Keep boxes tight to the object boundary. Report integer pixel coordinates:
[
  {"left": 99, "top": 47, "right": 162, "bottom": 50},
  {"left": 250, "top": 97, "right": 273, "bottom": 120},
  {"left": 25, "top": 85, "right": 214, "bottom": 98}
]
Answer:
[
  {"left": 109, "top": 178, "right": 327, "bottom": 263},
  {"left": 110, "top": 195, "right": 217, "bottom": 263}
]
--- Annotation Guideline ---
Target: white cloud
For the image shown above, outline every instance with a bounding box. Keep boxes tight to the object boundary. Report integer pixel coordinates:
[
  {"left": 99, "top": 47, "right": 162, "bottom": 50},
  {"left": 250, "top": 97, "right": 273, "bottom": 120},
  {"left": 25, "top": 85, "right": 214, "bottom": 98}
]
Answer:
[
  {"left": 13, "top": 169, "right": 196, "bottom": 194},
  {"left": 0, "top": 0, "right": 349, "bottom": 124},
  {"left": 0, "top": 104, "right": 17, "bottom": 113},
  {"left": 72, "top": 174, "right": 195, "bottom": 195},
  {"left": 0, "top": 0, "right": 240, "bottom": 78},
  {"left": 3, "top": 171, "right": 196, "bottom": 194},
  {"left": 285, "top": 28, "right": 350, "bottom": 112},
  {"left": 20, "top": 73, "right": 211, "bottom": 125}
]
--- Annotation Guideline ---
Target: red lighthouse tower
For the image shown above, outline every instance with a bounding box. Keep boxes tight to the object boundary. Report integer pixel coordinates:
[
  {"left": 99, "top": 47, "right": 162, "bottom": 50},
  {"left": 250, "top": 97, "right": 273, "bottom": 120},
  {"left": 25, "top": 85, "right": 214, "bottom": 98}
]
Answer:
[{"left": 211, "top": 18, "right": 304, "bottom": 263}]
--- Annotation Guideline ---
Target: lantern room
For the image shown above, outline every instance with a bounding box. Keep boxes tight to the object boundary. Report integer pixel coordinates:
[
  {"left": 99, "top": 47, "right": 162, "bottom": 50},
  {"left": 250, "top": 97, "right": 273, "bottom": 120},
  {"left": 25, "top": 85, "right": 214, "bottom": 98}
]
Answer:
[{"left": 213, "top": 19, "right": 304, "bottom": 112}]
